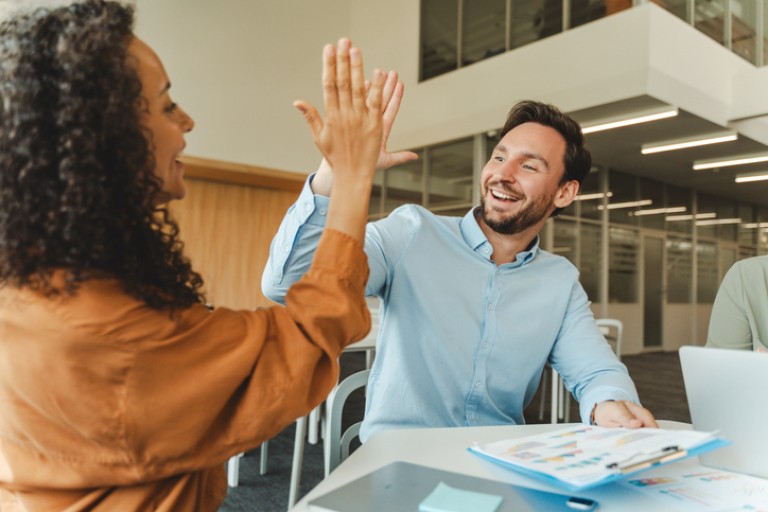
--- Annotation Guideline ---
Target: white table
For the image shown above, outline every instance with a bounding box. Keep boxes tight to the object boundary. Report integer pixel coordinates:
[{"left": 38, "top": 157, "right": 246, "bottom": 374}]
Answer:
[{"left": 292, "top": 420, "right": 701, "bottom": 511}]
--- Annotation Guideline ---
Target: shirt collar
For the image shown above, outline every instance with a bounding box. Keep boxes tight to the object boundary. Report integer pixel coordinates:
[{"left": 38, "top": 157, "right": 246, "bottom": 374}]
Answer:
[{"left": 460, "top": 207, "right": 540, "bottom": 266}]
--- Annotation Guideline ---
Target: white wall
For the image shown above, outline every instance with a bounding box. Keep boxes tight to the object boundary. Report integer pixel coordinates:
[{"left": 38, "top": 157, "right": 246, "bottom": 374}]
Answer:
[{"left": 134, "top": 0, "right": 351, "bottom": 173}]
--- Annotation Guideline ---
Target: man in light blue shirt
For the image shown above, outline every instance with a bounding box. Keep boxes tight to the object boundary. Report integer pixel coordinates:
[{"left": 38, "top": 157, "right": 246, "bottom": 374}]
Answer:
[{"left": 264, "top": 97, "right": 657, "bottom": 441}]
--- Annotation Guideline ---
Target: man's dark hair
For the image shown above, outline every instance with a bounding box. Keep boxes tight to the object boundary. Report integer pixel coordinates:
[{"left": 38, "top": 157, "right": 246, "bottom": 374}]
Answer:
[
  {"left": 0, "top": 0, "right": 205, "bottom": 309},
  {"left": 499, "top": 100, "right": 592, "bottom": 215}
]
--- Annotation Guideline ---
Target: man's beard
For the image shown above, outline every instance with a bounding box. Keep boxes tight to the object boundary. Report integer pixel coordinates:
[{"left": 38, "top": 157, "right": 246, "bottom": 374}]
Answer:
[{"left": 480, "top": 186, "right": 554, "bottom": 235}]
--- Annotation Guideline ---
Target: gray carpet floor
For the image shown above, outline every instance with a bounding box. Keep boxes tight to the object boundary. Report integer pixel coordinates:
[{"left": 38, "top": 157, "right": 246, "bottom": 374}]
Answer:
[{"left": 219, "top": 350, "right": 689, "bottom": 512}]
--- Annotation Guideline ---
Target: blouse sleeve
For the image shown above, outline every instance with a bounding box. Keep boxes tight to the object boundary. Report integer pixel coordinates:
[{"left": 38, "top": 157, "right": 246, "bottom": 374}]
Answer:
[{"left": 121, "top": 228, "right": 370, "bottom": 479}]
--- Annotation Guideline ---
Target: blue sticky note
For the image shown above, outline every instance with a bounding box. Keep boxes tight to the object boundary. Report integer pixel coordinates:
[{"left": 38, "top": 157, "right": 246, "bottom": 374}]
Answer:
[{"left": 419, "top": 481, "right": 504, "bottom": 512}]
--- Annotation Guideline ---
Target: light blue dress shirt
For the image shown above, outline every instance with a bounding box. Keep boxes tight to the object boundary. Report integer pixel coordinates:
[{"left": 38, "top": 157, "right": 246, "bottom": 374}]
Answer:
[{"left": 263, "top": 176, "right": 640, "bottom": 442}]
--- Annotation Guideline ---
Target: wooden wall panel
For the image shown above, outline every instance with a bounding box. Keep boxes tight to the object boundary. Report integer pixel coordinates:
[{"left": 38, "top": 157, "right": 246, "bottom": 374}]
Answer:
[{"left": 169, "top": 176, "right": 302, "bottom": 310}]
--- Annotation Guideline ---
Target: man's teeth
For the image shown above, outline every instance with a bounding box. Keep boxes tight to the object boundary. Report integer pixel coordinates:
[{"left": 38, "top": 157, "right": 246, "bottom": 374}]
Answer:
[{"left": 492, "top": 190, "right": 515, "bottom": 200}]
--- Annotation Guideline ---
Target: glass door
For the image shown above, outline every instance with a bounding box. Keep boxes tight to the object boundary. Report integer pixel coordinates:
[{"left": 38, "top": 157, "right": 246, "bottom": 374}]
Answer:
[{"left": 643, "top": 235, "right": 665, "bottom": 349}]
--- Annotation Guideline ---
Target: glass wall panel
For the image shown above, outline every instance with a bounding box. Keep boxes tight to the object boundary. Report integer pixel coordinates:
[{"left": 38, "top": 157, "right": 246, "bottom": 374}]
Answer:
[
  {"left": 609, "top": 227, "right": 638, "bottom": 303},
  {"left": 694, "top": 0, "right": 727, "bottom": 45},
  {"left": 643, "top": 235, "right": 664, "bottom": 348},
  {"left": 731, "top": 0, "right": 758, "bottom": 63},
  {"left": 579, "top": 221, "right": 601, "bottom": 301},
  {"left": 740, "top": 245, "right": 757, "bottom": 260},
  {"left": 462, "top": 0, "right": 506, "bottom": 66},
  {"left": 665, "top": 184, "right": 693, "bottom": 234},
  {"left": 737, "top": 204, "right": 756, "bottom": 247},
  {"left": 758, "top": 207, "right": 768, "bottom": 254},
  {"left": 696, "top": 193, "right": 718, "bottom": 239},
  {"left": 571, "top": 0, "right": 606, "bottom": 29},
  {"left": 538, "top": 0, "right": 564, "bottom": 39},
  {"left": 427, "top": 138, "right": 474, "bottom": 209},
  {"left": 764, "top": 0, "right": 768, "bottom": 66},
  {"left": 658, "top": 0, "right": 688, "bottom": 20},
  {"left": 696, "top": 241, "right": 718, "bottom": 303},
  {"left": 607, "top": 170, "right": 638, "bottom": 226},
  {"left": 510, "top": 0, "right": 546, "bottom": 49},
  {"left": 636, "top": 177, "right": 666, "bottom": 231},
  {"left": 550, "top": 217, "right": 578, "bottom": 265},
  {"left": 552, "top": 218, "right": 577, "bottom": 263},
  {"left": 383, "top": 151, "right": 424, "bottom": 214},
  {"left": 369, "top": 165, "right": 385, "bottom": 219},
  {"left": 577, "top": 166, "right": 602, "bottom": 220},
  {"left": 720, "top": 244, "right": 737, "bottom": 278},
  {"left": 667, "top": 236, "right": 693, "bottom": 303},
  {"left": 420, "top": 0, "right": 458, "bottom": 80},
  {"left": 715, "top": 197, "right": 739, "bottom": 241}
]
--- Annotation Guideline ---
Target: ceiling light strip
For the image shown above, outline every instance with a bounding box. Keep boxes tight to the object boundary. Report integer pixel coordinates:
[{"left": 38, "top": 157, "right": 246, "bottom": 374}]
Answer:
[
  {"left": 628, "top": 206, "right": 687, "bottom": 216},
  {"left": 693, "top": 153, "right": 768, "bottom": 171},
  {"left": 581, "top": 108, "right": 678, "bottom": 135},
  {"left": 641, "top": 133, "right": 737, "bottom": 155},
  {"left": 695, "top": 218, "right": 742, "bottom": 226},
  {"left": 596, "top": 199, "right": 653, "bottom": 211},
  {"left": 574, "top": 192, "right": 614, "bottom": 201},
  {"left": 666, "top": 212, "right": 717, "bottom": 222},
  {"left": 735, "top": 171, "right": 768, "bottom": 183}
]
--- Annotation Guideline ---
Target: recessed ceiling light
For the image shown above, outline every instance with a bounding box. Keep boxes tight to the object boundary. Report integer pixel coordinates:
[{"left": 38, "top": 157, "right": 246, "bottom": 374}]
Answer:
[
  {"left": 695, "top": 218, "right": 742, "bottom": 226},
  {"left": 693, "top": 152, "right": 768, "bottom": 170},
  {"left": 628, "top": 206, "right": 687, "bottom": 216},
  {"left": 666, "top": 212, "right": 717, "bottom": 222},
  {"left": 596, "top": 199, "right": 653, "bottom": 210},
  {"left": 574, "top": 192, "right": 614, "bottom": 201},
  {"left": 735, "top": 171, "right": 768, "bottom": 183},
  {"left": 641, "top": 132, "right": 737, "bottom": 154},
  {"left": 581, "top": 107, "right": 678, "bottom": 134}
]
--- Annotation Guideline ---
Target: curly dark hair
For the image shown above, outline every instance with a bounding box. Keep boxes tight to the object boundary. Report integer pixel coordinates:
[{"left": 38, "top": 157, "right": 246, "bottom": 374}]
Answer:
[
  {"left": 0, "top": 0, "right": 205, "bottom": 310},
  {"left": 499, "top": 100, "right": 592, "bottom": 216}
]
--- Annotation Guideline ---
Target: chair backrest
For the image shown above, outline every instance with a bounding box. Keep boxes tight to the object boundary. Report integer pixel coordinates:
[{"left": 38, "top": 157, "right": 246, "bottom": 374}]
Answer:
[
  {"left": 596, "top": 318, "right": 623, "bottom": 360},
  {"left": 324, "top": 368, "right": 370, "bottom": 475}
]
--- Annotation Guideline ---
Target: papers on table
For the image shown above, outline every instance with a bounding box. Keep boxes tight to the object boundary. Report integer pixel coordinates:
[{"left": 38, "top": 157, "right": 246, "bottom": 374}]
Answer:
[
  {"left": 621, "top": 464, "right": 768, "bottom": 511},
  {"left": 469, "top": 425, "right": 728, "bottom": 491}
]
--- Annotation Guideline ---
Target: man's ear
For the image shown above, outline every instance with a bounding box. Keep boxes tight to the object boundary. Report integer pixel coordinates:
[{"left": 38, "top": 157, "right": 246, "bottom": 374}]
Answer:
[{"left": 554, "top": 180, "right": 580, "bottom": 209}]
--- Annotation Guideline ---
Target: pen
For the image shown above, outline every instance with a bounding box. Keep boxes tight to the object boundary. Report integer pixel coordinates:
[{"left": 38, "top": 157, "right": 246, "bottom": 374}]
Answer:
[{"left": 606, "top": 445, "right": 686, "bottom": 473}]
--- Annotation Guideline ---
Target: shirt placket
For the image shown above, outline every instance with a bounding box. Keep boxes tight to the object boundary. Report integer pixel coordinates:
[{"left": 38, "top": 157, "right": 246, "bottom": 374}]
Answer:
[{"left": 465, "top": 267, "right": 500, "bottom": 425}]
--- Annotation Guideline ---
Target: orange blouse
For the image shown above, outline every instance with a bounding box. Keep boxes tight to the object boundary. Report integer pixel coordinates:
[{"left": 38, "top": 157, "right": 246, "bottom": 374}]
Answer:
[{"left": 0, "top": 229, "right": 370, "bottom": 511}]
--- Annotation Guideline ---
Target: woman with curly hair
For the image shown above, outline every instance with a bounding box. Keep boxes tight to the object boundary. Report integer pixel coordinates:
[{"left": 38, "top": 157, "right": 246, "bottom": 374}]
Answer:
[{"left": 0, "top": 1, "right": 390, "bottom": 510}]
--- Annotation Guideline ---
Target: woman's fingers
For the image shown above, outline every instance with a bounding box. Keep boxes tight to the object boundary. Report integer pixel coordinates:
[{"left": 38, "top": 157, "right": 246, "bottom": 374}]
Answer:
[
  {"left": 335, "top": 38, "right": 352, "bottom": 115},
  {"left": 321, "top": 44, "right": 338, "bottom": 117},
  {"left": 350, "top": 47, "right": 366, "bottom": 112}
]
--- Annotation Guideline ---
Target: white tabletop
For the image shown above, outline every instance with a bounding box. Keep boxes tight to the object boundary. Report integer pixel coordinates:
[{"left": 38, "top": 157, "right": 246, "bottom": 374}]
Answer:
[{"left": 291, "top": 420, "right": 700, "bottom": 511}]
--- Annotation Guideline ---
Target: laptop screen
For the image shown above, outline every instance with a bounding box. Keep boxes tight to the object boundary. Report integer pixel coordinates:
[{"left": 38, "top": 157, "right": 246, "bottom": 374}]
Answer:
[{"left": 679, "top": 345, "right": 768, "bottom": 479}]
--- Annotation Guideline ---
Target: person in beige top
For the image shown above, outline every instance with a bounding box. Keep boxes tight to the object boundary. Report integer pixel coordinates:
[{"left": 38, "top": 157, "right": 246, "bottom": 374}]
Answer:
[
  {"left": 0, "top": 1, "right": 397, "bottom": 510},
  {"left": 707, "top": 255, "right": 768, "bottom": 352}
]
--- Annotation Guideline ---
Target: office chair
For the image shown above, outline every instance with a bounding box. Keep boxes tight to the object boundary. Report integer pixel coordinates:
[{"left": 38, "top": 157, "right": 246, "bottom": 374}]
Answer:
[
  {"left": 324, "top": 368, "right": 371, "bottom": 476},
  {"left": 539, "top": 318, "right": 624, "bottom": 423}
]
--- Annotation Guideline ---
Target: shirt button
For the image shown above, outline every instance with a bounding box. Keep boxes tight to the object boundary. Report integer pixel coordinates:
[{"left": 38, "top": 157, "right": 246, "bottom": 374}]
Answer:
[
  {"left": 487, "top": 304, "right": 495, "bottom": 311},
  {"left": 475, "top": 382, "right": 482, "bottom": 389},
  {"left": 319, "top": 208, "right": 327, "bottom": 215},
  {"left": 482, "top": 342, "right": 489, "bottom": 349}
]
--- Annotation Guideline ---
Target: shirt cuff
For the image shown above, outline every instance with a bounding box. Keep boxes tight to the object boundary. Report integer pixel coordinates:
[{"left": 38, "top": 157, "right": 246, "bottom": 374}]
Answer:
[{"left": 300, "top": 173, "right": 331, "bottom": 227}]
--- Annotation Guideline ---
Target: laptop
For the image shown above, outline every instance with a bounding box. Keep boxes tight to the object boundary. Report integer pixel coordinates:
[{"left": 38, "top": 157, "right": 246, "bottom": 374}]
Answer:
[
  {"left": 307, "top": 461, "right": 598, "bottom": 511},
  {"left": 679, "top": 345, "right": 768, "bottom": 479}
]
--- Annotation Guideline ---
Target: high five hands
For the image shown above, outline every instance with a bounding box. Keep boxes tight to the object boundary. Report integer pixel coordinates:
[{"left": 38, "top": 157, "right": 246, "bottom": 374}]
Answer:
[
  {"left": 294, "top": 38, "right": 408, "bottom": 241},
  {"left": 299, "top": 40, "right": 419, "bottom": 197}
]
